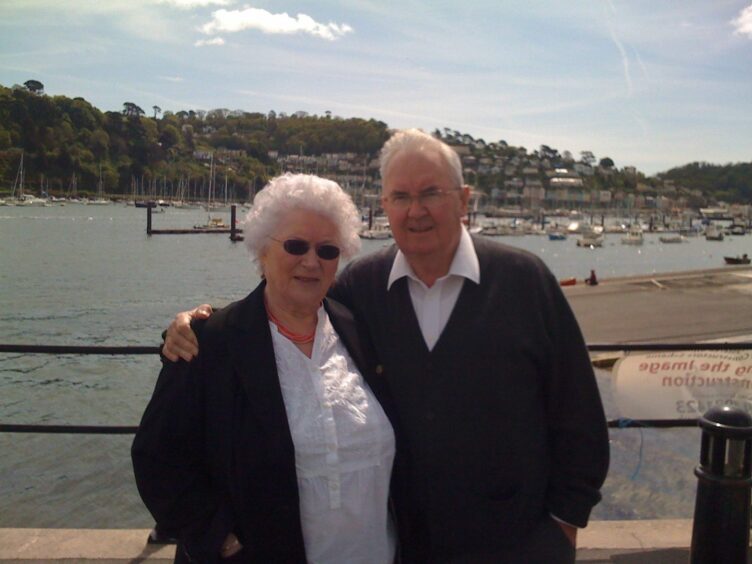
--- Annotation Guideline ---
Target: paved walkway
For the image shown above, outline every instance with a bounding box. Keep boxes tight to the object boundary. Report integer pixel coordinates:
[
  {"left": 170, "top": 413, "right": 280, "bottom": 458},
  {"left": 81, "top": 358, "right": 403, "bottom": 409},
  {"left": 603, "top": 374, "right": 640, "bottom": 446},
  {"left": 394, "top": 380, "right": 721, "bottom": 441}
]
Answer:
[
  {"left": 0, "top": 520, "right": 730, "bottom": 563},
  {"left": 564, "top": 266, "right": 752, "bottom": 344}
]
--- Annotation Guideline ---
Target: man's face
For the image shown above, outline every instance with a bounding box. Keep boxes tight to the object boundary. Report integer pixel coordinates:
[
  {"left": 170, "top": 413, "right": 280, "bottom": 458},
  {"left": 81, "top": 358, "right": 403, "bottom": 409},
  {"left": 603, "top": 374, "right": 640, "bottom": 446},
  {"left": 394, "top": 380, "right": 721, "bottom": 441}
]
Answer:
[{"left": 382, "top": 149, "right": 469, "bottom": 264}]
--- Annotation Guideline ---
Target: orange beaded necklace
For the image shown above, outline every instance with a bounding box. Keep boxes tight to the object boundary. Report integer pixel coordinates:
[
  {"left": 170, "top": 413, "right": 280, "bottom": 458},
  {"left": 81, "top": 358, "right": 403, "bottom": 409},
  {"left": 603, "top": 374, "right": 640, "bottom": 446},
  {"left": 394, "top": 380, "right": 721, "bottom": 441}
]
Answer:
[{"left": 265, "top": 299, "right": 316, "bottom": 344}]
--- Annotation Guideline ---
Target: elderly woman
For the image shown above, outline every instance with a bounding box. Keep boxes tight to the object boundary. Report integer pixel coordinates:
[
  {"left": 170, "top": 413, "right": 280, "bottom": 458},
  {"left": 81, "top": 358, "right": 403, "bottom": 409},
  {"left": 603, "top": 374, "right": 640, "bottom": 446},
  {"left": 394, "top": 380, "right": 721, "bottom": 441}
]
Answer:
[{"left": 132, "top": 174, "right": 397, "bottom": 563}]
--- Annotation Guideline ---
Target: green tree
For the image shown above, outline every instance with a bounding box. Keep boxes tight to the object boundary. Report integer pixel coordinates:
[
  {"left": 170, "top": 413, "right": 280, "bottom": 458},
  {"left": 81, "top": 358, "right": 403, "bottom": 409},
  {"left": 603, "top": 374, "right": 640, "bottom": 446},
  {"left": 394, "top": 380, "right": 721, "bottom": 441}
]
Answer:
[
  {"left": 24, "top": 79, "right": 44, "bottom": 94},
  {"left": 159, "top": 124, "right": 180, "bottom": 150},
  {"left": 122, "top": 102, "right": 145, "bottom": 118}
]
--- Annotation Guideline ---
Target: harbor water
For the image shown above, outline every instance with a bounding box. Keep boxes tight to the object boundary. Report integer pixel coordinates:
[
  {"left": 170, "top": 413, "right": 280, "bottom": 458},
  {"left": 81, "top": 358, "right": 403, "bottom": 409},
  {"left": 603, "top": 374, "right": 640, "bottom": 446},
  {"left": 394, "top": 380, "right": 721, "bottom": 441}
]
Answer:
[{"left": 1, "top": 205, "right": 750, "bottom": 528}]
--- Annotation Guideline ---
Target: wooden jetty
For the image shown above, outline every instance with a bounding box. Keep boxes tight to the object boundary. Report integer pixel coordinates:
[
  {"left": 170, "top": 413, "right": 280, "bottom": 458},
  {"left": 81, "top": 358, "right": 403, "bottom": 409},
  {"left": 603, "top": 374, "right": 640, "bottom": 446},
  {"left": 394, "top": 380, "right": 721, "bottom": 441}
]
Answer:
[{"left": 146, "top": 204, "right": 244, "bottom": 241}]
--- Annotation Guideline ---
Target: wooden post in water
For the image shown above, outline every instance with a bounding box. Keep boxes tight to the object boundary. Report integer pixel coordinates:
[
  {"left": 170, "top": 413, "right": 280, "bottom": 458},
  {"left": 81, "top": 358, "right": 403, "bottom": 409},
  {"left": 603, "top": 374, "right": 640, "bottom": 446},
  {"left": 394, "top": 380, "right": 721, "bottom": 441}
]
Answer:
[
  {"left": 231, "top": 204, "right": 237, "bottom": 241},
  {"left": 146, "top": 204, "right": 152, "bottom": 235}
]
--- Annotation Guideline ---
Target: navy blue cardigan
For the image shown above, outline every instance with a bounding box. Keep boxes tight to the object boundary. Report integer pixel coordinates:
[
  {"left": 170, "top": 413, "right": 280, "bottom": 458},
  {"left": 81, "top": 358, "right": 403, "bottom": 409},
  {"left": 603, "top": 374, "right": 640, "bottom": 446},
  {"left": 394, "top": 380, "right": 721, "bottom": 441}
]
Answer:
[{"left": 331, "top": 235, "right": 609, "bottom": 561}]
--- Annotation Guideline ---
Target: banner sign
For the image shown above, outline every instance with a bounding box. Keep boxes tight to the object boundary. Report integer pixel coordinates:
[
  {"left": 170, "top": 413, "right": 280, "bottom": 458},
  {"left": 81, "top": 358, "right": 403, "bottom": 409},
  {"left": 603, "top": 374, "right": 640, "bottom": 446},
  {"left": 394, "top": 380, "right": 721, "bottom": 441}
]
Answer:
[{"left": 612, "top": 350, "right": 752, "bottom": 419}]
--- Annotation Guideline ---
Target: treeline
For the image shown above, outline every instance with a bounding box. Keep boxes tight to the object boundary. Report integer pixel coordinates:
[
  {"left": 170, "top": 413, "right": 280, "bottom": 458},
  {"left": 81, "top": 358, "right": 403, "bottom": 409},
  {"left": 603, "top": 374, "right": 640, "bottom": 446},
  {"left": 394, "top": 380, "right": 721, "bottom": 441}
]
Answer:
[
  {"left": 660, "top": 162, "right": 752, "bottom": 204},
  {"left": 2, "top": 81, "right": 751, "bottom": 204},
  {"left": 0, "top": 83, "right": 389, "bottom": 199}
]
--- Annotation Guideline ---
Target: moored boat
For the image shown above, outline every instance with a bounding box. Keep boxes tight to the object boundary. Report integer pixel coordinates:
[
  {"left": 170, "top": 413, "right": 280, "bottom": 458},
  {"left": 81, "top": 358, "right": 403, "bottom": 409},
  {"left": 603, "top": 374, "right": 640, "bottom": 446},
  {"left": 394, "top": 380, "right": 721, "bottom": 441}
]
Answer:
[
  {"left": 194, "top": 216, "right": 228, "bottom": 230},
  {"left": 659, "top": 234, "right": 687, "bottom": 244},
  {"left": 621, "top": 225, "right": 644, "bottom": 245},
  {"left": 704, "top": 223, "right": 724, "bottom": 241},
  {"left": 577, "top": 226, "right": 604, "bottom": 248},
  {"left": 724, "top": 254, "right": 750, "bottom": 265}
]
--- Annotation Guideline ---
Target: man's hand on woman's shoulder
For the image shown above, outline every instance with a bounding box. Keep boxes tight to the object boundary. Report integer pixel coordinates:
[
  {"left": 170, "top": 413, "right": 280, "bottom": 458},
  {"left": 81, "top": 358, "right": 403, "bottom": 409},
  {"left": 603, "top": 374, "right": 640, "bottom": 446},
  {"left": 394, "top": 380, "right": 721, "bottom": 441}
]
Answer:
[{"left": 162, "top": 304, "right": 213, "bottom": 362}]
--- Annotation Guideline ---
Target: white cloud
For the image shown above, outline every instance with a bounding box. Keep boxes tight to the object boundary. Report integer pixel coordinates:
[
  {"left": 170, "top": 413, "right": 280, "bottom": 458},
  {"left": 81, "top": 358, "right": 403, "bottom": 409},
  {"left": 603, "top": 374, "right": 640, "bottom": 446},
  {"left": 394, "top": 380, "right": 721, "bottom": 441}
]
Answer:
[
  {"left": 195, "top": 37, "right": 225, "bottom": 46},
  {"left": 200, "top": 7, "right": 353, "bottom": 41},
  {"left": 158, "top": 0, "right": 233, "bottom": 8},
  {"left": 731, "top": 4, "right": 752, "bottom": 38},
  {"left": 159, "top": 75, "right": 184, "bottom": 82}
]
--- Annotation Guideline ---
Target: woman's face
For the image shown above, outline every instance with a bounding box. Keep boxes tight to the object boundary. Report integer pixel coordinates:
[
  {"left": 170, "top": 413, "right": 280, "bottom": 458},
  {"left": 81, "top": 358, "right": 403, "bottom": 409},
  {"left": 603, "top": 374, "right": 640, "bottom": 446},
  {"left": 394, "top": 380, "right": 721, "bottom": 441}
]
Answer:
[{"left": 260, "top": 208, "right": 341, "bottom": 314}]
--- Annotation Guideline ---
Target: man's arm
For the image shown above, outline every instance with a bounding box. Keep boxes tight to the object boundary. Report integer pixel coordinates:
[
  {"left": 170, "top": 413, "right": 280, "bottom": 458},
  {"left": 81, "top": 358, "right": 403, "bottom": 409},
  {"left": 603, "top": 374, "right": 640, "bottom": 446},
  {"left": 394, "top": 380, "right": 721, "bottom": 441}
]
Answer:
[
  {"left": 162, "top": 304, "right": 213, "bottom": 362},
  {"left": 542, "top": 267, "right": 610, "bottom": 530}
]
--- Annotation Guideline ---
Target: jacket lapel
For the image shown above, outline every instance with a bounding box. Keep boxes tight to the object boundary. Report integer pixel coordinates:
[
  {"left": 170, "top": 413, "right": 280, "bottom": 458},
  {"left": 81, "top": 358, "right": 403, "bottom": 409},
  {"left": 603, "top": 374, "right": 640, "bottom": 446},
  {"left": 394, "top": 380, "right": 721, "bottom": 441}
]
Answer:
[{"left": 225, "top": 283, "right": 292, "bottom": 438}]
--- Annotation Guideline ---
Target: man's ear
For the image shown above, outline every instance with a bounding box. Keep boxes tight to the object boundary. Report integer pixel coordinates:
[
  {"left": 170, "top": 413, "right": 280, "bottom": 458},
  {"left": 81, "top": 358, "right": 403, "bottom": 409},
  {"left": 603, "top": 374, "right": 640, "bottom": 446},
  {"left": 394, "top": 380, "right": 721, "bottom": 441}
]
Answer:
[{"left": 458, "top": 185, "right": 471, "bottom": 214}]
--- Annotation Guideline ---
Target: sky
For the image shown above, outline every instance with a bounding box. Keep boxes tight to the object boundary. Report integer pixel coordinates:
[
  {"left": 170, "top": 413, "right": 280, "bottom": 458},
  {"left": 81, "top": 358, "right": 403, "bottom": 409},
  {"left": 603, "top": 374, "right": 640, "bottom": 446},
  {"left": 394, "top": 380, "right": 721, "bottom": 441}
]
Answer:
[{"left": 1, "top": 0, "right": 751, "bottom": 176}]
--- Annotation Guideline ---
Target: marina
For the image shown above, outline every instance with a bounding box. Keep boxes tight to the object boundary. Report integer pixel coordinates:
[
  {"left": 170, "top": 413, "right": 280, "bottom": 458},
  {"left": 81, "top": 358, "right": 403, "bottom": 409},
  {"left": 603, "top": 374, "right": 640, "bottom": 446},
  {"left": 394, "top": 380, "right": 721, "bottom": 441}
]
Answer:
[{"left": 1, "top": 203, "right": 752, "bottom": 537}]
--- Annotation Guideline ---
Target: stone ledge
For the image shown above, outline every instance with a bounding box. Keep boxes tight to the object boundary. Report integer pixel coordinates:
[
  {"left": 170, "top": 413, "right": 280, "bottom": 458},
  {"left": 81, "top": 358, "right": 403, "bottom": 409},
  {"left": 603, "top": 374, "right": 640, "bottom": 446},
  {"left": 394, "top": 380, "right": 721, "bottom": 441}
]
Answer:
[{"left": 0, "top": 520, "right": 700, "bottom": 562}]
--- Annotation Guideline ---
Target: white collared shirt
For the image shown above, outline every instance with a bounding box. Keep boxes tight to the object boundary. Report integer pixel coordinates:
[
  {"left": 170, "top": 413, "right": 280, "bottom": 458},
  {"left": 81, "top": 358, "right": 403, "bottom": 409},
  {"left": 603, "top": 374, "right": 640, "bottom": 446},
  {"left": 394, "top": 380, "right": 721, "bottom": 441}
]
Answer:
[
  {"left": 270, "top": 306, "right": 396, "bottom": 564},
  {"left": 387, "top": 227, "right": 480, "bottom": 350}
]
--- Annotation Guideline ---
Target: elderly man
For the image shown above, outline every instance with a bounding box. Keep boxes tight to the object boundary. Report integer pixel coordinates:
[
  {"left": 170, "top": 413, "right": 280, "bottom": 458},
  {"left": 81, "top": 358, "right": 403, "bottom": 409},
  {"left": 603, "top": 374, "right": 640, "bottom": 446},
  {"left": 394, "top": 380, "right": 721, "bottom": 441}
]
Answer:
[{"left": 164, "top": 129, "right": 609, "bottom": 563}]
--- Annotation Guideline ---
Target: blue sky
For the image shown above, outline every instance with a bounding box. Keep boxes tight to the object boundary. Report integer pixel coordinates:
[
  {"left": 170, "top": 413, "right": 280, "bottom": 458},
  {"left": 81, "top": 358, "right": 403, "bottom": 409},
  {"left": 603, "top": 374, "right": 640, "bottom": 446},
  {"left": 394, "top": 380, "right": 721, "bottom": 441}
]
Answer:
[{"left": 1, "top": 0, "right": 751, "bottom": 175}]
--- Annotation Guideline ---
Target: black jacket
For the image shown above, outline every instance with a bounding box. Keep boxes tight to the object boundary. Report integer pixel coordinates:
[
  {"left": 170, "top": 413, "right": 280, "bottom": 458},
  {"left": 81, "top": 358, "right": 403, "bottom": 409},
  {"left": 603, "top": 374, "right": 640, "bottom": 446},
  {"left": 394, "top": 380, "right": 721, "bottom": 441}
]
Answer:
[{"left": 132, "top": 281, "right": 398, "bottom": 563}]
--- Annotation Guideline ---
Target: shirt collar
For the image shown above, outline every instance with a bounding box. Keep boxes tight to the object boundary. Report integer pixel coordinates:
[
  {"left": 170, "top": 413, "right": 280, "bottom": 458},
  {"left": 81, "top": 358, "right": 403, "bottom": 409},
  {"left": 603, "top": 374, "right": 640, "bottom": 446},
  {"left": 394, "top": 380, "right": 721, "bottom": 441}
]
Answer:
[{"left": 387, "top": 226, "right": 481, "bottom": 289}]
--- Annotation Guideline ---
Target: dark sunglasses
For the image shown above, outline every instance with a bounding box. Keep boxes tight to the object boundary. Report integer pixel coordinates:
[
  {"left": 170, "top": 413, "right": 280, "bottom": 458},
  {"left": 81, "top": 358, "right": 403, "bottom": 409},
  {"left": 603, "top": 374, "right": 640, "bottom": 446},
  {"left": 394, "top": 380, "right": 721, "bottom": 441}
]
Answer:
[{"left": 270, "top": 237, "right": 341, "bottom": 260}]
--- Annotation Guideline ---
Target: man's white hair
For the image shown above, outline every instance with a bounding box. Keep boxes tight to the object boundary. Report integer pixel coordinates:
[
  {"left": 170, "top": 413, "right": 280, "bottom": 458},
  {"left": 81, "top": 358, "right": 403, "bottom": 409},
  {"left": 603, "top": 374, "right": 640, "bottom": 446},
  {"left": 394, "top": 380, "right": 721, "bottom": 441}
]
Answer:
[
  {"left": 244, "top": 173, "right": 362, "bottom": 273},
  {"left": 379, "top": 128, "right": 464, "bottom": 189}
]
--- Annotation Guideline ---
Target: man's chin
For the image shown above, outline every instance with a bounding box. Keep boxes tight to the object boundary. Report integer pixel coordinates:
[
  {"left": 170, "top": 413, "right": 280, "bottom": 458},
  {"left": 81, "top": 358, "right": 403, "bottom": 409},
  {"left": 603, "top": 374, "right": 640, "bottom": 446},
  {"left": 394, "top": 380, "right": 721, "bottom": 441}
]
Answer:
[{"left": 397, "top": 240, "right": 442, "bottom": 258}]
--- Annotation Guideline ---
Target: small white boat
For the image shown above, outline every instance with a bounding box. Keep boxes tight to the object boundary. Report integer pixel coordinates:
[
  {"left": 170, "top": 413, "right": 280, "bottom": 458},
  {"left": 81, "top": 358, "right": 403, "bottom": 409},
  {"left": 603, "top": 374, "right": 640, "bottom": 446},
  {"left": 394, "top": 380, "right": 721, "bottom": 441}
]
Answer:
[
  {"left": 194, "top": 216, "right": 228, "bottom": 230},
  {"left": 705, "top": 224, "right": 724, "bottom": 241},
  {"left": 360, "top": 217, "right": 392, "bottom": 239},
  {"left": 659, "top": 234, "right": 687, "bottom": 244},
  {"left": 17, "top": 194, "right": 51, "bottom": 206},
  {"left": 576, "top": 225, "right": 604, "bottom": 248},
  {"left": 360, "top": 227, "right": 392, "bottom": 240},
  {"left": 577, "top": 233, "right": 604, "bottom": 248},
  {"left": 621, "top": 225, "right": 644, "bottom": 245}
]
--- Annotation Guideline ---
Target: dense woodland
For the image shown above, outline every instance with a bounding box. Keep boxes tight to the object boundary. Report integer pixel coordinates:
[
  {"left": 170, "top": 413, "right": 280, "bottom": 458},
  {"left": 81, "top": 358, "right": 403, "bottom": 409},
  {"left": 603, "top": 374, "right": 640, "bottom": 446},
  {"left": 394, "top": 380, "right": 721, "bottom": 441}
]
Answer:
[
  {"left": 1, "top": 81, "right": 750, "bottom": 204},
  {"left": 0, "top": 82, "right": 388, "bottom": 200}
]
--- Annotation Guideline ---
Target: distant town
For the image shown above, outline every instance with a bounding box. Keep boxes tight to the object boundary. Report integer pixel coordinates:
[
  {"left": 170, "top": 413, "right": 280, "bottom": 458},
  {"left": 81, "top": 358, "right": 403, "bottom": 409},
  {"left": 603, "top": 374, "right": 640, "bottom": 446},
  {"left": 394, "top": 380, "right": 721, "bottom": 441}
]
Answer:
[{"left": 1, "top": 80, "right": 751, "bottom": 221}]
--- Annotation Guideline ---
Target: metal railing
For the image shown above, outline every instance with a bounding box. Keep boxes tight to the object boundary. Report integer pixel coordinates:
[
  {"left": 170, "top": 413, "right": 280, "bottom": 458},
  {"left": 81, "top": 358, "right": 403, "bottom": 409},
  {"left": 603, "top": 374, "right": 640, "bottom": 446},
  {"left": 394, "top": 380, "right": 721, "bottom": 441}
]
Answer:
[{"left": 1, "top": 341, "right": 751, "bottom": 434}]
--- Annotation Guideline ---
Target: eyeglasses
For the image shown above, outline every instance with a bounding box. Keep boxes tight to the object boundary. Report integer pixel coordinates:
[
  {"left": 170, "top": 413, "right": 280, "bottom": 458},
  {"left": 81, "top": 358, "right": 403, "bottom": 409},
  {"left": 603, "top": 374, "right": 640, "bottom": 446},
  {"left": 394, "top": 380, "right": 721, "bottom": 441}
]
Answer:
[
  {"left": 269, "top": 237, "right": 341, "bottom": 260},
  {"left": 383, "top": 187, "right": 461, "bottom": 210}
]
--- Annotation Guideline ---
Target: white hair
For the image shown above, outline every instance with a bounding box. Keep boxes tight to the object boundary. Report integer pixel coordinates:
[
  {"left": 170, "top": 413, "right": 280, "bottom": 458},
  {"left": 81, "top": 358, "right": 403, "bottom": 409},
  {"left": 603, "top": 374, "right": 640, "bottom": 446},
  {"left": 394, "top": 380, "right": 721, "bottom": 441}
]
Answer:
[
  {"left": 379, "top": 128, "right": 464, "bottom": 188},
  {"left": 244, "top": 173, "right": 362, "bottom": 273}
]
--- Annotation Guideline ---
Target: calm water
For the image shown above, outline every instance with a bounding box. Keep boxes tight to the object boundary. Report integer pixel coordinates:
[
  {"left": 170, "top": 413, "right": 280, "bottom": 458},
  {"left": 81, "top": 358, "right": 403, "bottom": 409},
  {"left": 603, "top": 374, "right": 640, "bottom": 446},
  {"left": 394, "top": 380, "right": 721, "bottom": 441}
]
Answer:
[{"left": 1, "top": 204, "right": 749, "bottom": 527}]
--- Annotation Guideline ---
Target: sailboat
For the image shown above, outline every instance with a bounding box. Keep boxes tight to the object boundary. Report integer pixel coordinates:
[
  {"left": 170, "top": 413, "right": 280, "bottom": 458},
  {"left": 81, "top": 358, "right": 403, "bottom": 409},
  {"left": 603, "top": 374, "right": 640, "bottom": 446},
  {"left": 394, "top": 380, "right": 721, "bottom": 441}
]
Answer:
[
  {"left": 87, "top": 164, "right": 110, "bottom": 205},
  {"left": 13, "top": 152, "right": 50, "bottom": 206},
  {"left": 0, "top": 156, "right": 19, "bottom": 205},
  {"left": 195, "top": 153, "right": 228, "bottom": 229}
]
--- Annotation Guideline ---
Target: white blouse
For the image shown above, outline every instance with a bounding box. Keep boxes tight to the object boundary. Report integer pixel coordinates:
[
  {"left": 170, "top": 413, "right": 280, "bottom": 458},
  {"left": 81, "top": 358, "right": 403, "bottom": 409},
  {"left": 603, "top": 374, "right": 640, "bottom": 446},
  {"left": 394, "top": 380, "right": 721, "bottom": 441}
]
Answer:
[{"left": 270, "top": 306, "right": 396, "bottom": 564}]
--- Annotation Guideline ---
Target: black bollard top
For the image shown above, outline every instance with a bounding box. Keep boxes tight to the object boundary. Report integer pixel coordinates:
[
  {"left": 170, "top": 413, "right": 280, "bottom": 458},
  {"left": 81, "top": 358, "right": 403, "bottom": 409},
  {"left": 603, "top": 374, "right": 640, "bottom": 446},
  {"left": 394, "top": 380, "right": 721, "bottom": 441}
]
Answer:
[{"left": 699, "top": 405, "right": 752, "bottom": 439}]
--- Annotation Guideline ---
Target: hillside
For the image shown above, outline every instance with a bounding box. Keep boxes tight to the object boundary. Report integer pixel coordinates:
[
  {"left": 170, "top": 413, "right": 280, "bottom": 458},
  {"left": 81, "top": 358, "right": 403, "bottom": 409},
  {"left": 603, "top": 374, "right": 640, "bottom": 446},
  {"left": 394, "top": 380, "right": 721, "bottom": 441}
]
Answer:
[{"left": 1, "top": 82, "right": 750, "bottom": 205}]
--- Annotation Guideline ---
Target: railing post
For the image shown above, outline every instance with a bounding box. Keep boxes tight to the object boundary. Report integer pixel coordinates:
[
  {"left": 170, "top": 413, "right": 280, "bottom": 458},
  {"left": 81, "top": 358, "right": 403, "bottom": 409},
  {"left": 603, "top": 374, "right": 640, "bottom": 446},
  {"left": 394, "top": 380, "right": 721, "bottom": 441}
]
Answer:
[{"left": 690, "top": 405, "right": 752, "bottom": 564}]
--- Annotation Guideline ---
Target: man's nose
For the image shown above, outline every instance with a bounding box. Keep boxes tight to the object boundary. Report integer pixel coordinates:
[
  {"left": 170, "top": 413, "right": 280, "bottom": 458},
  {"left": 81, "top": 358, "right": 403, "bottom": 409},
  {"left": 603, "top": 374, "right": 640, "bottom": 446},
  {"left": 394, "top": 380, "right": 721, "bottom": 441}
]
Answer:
[{"left": 406, "top": 197, "right": 428, "bottom": 217}]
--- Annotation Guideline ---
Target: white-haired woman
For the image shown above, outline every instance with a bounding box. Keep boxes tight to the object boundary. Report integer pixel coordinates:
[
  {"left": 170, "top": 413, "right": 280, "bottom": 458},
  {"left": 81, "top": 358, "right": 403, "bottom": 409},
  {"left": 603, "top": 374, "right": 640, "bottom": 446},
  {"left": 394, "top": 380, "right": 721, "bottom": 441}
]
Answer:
[{"left": 132, "top": 174, "right": 397, "bottom": 564}]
